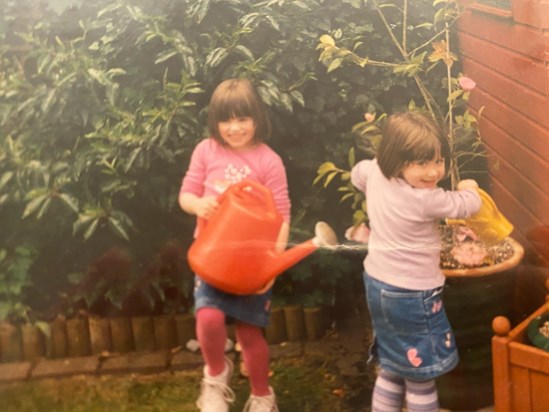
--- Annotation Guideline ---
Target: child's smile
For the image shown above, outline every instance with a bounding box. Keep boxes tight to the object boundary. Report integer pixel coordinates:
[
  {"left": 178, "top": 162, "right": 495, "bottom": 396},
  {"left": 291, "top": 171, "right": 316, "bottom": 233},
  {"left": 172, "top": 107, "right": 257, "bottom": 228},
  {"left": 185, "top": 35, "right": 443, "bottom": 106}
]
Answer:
[
  {"left": 219, "top": 116, "right": 256, "bottom": 151},
  {"left": 401, "top": 158, "right": 445, "bottom": 189}
]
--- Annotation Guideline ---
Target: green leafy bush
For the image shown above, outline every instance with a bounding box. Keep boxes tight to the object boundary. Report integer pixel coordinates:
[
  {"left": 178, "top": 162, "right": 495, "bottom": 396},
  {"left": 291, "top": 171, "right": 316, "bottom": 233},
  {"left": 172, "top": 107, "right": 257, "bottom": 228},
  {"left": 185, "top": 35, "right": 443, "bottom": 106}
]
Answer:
[{"left": 1, "top": 0, "right": 455, "bottom": 318}]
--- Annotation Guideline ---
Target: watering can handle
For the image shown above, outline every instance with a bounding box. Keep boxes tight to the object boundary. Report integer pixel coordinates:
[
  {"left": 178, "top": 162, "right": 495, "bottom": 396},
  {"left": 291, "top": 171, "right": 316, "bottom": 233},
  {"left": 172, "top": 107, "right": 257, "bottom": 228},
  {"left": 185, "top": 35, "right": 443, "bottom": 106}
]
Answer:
[
  {"left": 197, "top": 180, "right": 276, "bottom": 233},
  {"left": 218, "top": 179, "right": 277, "bottom": 211}
]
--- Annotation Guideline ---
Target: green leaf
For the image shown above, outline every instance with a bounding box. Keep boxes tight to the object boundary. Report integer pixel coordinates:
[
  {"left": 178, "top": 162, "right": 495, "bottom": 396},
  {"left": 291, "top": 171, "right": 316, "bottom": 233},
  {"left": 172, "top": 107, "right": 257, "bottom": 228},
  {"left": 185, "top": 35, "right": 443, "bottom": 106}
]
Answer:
[
  {"left": 41, "top": 89, "right": 56, "bottom": 114},
  {"left": 87, "top": 68, "right": 109, "bottom": 86},
  {"left": 327, "top": 58, "right": 343, "bottom": 73},
  {"left": 58, "top": 193, "right": 79, "bottom": 213},
  {"left": 0, "top": 171, "right": 14, "bottom": 190},
  {"left": 155, "top": 51, "right": 178, "bottom": 64},
  {"left": 108, "top": 217, "right": 129, "bottom": 241},
  {"left": 73, "top": 213, "right": 96, "bottom": 235},
  {"left": 36, "top": 197, "right": 52, "bottom": 219},
  {"left": 316, "top": 162, "right": 337, "bottom": 176},
  {"left": 234, "top": 45, "right": 254, "bottom": 61},
  {"left": 22, "top": 195, "right": 48, "bottom": 219},
  {"left": 83, "top": 218, "right": 100, "bottom": 240},
  {"left": 323, "top": 171, "right": 339, "bottom": 188},
  {"left": 205, "top": 47, "right": 229, "bottom": 68},
  {"left": 319, "top": 35, "right": 335, "bottom": 47}
]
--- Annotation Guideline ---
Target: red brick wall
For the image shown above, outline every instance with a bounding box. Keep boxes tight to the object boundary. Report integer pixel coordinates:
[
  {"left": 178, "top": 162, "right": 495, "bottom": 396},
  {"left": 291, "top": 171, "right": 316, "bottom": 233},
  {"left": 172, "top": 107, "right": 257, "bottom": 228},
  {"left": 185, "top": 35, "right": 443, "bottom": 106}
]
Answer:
[{"left": 457, "top": 1, "right": 549, "bottom": 316}]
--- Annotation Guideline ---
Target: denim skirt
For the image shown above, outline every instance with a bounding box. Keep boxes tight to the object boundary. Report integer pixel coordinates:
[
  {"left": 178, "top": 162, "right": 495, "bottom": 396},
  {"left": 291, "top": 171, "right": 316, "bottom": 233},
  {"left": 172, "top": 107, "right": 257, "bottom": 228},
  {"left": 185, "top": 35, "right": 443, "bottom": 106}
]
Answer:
[
  {"left": 193, "top": 276, "right": 273, "bottom": 328},
  {"left": 364, "top": 273, "right": 458, "bottom": 380}
]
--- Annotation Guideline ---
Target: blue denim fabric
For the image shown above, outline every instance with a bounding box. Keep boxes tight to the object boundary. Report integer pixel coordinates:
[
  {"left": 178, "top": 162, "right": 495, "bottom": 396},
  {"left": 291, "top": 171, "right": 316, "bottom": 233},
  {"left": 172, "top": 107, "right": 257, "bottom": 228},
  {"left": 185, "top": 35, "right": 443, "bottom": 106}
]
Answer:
[
  {"left": 193, "top": 276, "right": 272, "bottom": 327},
  {"left": 365, "top": 273, "right": 458, "bottom": 380}
]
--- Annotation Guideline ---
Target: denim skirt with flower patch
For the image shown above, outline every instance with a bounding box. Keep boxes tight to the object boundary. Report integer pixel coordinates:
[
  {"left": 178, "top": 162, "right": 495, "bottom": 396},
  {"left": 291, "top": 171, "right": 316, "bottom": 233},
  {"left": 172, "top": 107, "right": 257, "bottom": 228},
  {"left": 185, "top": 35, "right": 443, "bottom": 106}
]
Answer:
[
  {"left": 193, "top": 276, "right": 272, "bottom": 328},
  {"left": 364, "top": 273, "right": 459, "bottom": 380}
]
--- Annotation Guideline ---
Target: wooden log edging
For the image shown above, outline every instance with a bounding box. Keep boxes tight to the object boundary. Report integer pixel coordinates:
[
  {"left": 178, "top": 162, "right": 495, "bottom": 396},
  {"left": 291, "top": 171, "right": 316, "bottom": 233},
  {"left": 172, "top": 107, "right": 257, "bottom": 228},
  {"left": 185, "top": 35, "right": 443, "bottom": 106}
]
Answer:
[{"left": 0, "top": 305, "right": 329, "bottom": 365}]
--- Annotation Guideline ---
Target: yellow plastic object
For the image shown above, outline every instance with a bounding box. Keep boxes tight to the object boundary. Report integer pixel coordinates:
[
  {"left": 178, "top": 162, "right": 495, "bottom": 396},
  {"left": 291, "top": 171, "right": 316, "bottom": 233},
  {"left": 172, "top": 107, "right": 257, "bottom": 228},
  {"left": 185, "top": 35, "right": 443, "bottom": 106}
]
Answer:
[{"left": 446, "top": 189, "right": 513, "bottom": 245}]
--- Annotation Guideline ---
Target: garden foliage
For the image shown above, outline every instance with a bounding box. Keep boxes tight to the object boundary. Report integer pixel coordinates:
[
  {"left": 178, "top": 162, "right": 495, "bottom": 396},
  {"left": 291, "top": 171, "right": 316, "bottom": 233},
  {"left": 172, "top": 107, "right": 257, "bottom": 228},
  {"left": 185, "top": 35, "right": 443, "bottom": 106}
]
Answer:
[{"left": 0, "top": 0, "right": 456, "bottom": 320}]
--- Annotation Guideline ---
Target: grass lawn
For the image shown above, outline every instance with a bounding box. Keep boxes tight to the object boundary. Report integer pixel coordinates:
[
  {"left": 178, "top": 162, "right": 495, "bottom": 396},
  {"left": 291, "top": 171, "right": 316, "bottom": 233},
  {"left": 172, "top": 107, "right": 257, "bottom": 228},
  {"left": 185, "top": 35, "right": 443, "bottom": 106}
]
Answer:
[{"left": 0, "top": 356, "right": 361, "bottom": 412}]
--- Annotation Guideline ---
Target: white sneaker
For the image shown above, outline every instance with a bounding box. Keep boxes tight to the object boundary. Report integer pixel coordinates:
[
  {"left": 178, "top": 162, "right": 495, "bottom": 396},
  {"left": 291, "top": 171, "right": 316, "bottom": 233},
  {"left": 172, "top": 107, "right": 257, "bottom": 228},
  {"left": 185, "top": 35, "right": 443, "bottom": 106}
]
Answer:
[
  {"left": 243, "top": 387, "right": 279, "bottom": 412},
  {"left": 196, "top": 357, "right": 235, "bottom": 412}
]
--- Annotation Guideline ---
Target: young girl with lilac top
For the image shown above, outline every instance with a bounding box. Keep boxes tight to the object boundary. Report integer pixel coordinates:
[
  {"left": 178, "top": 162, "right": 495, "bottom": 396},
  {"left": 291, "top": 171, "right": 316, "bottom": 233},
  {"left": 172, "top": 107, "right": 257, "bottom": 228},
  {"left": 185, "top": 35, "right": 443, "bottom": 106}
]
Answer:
[
  {"left": 351, "top": 111, "right": 481, "bottom": 411},
  {"left": 179, "top": 78, "right": 288, "bottom": 412}
]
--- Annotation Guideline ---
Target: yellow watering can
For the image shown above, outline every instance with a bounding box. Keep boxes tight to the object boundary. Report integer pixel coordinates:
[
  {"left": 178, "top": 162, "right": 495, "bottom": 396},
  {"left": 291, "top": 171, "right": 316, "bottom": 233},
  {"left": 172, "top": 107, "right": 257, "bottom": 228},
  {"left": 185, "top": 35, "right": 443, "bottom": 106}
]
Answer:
[{"left": 446, "top": 188, "right": 513, "bottom": 245}]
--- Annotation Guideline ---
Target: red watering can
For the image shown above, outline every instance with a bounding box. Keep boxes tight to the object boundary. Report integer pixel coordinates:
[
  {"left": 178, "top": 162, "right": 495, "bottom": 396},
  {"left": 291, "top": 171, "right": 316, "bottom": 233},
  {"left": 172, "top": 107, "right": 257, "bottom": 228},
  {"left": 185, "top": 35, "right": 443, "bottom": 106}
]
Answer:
[{"left": 187, "top": 180, "right": 337, "bottom": 295}]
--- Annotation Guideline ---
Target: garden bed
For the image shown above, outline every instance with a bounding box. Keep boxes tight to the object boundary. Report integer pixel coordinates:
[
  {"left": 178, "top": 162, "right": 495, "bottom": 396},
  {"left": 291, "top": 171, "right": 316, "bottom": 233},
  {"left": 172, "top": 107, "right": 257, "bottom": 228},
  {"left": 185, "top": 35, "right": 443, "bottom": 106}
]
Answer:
[{"left": 0, "top": 305, "right": 329, "bottom": 364}]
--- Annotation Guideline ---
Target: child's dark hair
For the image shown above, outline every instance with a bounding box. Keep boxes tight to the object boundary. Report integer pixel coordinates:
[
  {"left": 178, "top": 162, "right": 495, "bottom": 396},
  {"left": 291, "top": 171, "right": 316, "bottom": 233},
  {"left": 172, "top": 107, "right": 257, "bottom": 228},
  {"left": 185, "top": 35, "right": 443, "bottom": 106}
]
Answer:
[
  {"left": 207, "top": 78, "right": 272, "bottom": 144},
  {"left": 376, "top": 111, "right": 451, "bottom": 179}
]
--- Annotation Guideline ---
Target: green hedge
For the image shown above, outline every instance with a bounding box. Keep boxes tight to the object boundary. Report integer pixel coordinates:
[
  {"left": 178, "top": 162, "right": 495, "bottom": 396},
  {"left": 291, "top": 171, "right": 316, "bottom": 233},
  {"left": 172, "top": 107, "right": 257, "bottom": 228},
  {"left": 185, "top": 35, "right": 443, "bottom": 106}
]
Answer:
[{"left": 0, "top": 0, "right": 453, "bottom": 320}]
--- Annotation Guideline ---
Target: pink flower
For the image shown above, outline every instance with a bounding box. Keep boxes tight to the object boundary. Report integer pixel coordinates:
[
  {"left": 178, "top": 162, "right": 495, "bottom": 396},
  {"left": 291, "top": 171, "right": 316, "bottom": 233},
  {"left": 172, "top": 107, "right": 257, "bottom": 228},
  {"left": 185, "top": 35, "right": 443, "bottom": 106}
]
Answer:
[
  {"left": 450, "top": 242, "right": 487, "bottom": 266},
  {"left": 458, "top": 76, "right": 476, "bottom": 91},
  {"left": 454, "top": 225, "right": 479, "bottom": 243},
  {"left": 345, "top": 223, "right": 370, "bottom": 243},
  {"left": 364, "top": 113, "right": 375, "bottom": 122}
]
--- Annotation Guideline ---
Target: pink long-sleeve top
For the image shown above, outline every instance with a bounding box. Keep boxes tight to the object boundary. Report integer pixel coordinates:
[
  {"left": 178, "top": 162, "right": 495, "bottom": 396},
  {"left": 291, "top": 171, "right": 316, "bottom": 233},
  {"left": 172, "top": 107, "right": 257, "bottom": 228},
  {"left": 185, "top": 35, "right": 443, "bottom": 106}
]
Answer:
[
  {"left": 351, "top": 159, "right": 482, "bottom": 290},
  {"left": 180, "top": 138, "right": 291, "bottom": 236}
]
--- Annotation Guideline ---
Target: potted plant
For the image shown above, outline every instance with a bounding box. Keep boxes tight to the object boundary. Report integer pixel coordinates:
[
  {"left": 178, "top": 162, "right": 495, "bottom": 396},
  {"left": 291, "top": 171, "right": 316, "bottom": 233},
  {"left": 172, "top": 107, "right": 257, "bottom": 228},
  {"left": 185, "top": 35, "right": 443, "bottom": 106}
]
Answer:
[{"left": 314, "top": 1, "right": 523, "bottom": 409}]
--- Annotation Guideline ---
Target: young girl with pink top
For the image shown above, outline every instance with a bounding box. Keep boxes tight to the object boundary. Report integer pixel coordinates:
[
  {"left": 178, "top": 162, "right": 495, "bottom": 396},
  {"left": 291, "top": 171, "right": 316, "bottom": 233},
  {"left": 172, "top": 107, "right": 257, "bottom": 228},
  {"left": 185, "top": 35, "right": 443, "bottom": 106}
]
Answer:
[
  {"left": 179, "top": 78, "right": 288, "bottom": 412},
  {"left": 351, "top": 111, "right": 482, "bottom": 411}
]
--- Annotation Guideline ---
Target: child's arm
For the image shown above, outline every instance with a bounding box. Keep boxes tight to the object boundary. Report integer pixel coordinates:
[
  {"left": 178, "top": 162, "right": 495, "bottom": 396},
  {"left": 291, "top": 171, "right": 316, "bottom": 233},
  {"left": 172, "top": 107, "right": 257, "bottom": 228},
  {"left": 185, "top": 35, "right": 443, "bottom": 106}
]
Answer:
[
  {"left": 254, "top": 217, "right": 289, "bottom": 294},
  {"left": 275, "top": 221, "right": 290, "bottom": 253},
  {"left": 178, "top": 192, "right": 219, "bottom": 220}
]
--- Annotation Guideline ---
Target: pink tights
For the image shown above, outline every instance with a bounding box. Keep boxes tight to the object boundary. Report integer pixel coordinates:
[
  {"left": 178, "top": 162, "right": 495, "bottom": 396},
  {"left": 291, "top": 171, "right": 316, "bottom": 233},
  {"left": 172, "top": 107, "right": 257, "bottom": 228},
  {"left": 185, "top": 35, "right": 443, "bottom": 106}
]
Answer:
[{"left": 196, "top": 307, "right": 271, "bottom": 396}]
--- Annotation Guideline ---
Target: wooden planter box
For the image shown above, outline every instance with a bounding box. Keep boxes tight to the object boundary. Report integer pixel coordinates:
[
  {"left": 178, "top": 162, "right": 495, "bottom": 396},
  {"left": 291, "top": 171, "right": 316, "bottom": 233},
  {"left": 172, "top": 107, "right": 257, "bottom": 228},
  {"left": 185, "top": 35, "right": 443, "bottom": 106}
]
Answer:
[{"left": 492, "top": 279, "right": 549, "bottom": 412}]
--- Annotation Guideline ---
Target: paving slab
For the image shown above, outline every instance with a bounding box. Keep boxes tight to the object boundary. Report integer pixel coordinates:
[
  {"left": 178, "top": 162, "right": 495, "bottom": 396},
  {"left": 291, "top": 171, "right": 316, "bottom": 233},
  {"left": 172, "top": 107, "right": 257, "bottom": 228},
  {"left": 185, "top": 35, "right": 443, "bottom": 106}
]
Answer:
[
  {"left": 170, "top": 350, "right": 204, "bottom": 371},
  {"left": 0, "top": 361, "right": 32, "bottom": 383},
  {"left": 98, "top": 351, "right": 169, "bottom": 375},
  {"left": 31, "top": 356, "right": 99, "bottom": 379}
]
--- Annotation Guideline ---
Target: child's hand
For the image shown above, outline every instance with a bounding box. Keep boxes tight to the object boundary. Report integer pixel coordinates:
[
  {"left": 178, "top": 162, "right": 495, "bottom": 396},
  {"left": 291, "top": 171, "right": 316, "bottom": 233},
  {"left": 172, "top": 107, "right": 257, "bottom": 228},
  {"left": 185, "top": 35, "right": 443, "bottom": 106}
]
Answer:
[
  {"left": 195, "top": 196, "right": 219, "bottom": 219},
  {"left": 457, "top": 179, "right": 479, "bottom": 191}
]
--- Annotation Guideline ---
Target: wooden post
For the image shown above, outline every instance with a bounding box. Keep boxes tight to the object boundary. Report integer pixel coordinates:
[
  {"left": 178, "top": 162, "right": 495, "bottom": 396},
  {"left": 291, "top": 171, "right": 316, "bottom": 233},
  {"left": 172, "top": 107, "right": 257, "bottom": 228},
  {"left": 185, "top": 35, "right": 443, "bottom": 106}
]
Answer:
[
  {"left": 88, "top": 316, "right": 112, "bottom": 355},
  {"left": 132, "top": 316, "right": 156, "bottom": 352},
  {"left": 50, "top": 316, "right": 67, "bottom": 359},
  {"left": 66, "top": 316, "right": 91, "bottom": 357},
  {"left": 265, "top": 306, "right": 286, "bottom": 344},
  {"left": 492, "top": 316, "right": 512, "bottom": 412},
  {"left": 0, "top": 322, "right": 23, "bottom": 363},
  {"left": 21, "top": 323, "right": 46, "bottom": 361},
  {"left": 284, "top": 304, "right": 305, "bottom": 342},
  {"left": 109, "top": 317, "right": 134, "bottom": 353},
  {"left": 153, "top": 315, "right": 178, "bottom": 350},
  {"left": 304, "top": 306, "right": 324, "bottom": 341},
  {"left": 174, "top": 313, "right": 195, "bottom": 346}
]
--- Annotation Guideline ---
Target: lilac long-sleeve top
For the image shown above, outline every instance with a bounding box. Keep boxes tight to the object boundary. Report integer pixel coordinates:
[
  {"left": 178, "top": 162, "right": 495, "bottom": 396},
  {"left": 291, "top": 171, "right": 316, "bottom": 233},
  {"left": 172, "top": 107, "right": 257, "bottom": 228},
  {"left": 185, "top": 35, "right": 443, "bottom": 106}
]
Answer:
[
  {"left": 180, "top": 138, "right": 291, "bottom": 236},
  {"left": 351, "top": 159, "right": 482, "bottom": 290}
]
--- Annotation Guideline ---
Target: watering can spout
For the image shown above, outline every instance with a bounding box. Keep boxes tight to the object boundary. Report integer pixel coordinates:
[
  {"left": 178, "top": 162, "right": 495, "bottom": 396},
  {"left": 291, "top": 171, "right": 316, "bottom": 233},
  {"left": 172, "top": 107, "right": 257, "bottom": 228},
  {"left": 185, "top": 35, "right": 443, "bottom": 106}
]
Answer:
[{"left": 266, "top": 222, "right": 339, "bottom": 283}]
